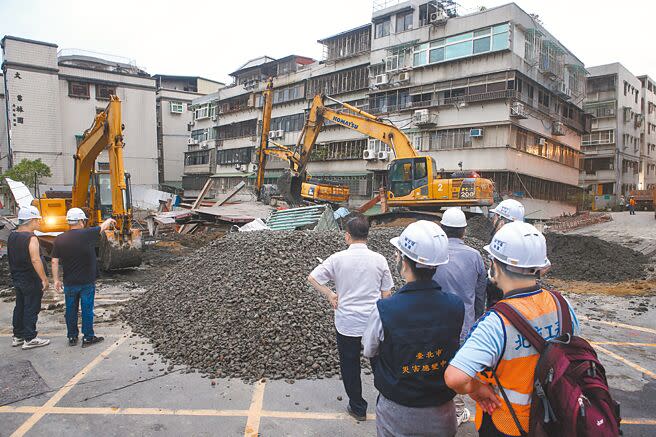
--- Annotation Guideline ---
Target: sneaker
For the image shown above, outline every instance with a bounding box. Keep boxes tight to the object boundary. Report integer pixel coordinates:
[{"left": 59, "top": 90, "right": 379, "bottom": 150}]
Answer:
[
  {"left": 456, "top": 407, "right": 471, "bottom": 427},
  {"left": 22, "top": 337, "right": 50, "bottom": 350},
  {"left": 68, "top": 337, "right": 78, "bottom": 346},
  {"left": 11, "top": 337, "right": 24, "bottom": 347},
  {"left": 81, "top": 336, "right": 104, "bottom": 348},
  {"left": 346, "top": 405, "right": 366, "bottom": 422}
]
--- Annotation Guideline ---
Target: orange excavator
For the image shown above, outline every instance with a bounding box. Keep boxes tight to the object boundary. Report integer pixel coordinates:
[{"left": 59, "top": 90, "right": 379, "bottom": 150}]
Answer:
[
  {"left": 34, "top": 96, "right": 142, "bottom": 270},
  {"left": 278, "top": 94, "right": 494, "bottom": 210},
  {"left": 254, "top": 79, "right": 349, "bottom": 205}
]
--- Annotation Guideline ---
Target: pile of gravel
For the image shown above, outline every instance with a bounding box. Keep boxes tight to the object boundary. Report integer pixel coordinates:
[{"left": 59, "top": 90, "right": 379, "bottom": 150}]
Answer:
[{"left": 545, "top": 233, "right": 649, "bottom": 283}]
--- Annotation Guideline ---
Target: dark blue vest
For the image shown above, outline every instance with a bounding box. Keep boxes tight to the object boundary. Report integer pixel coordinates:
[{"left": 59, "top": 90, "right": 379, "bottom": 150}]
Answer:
[{"left": 375, "top": 280, "right": 464, "bottom": 408}]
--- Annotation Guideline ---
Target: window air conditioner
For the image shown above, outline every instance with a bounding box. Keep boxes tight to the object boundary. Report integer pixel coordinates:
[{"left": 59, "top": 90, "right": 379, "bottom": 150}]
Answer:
[
  {"left": 469, "top": 128, "right": 484, "bottom": 138},
  {"left": 413, "top": 109, "right": 430, "bottom": 124},
  {"left": 398, "top": 72, "right": 411, "bottom": 82},
  {"left": 374, "top": 74, "right": 389, "bottom": 86},
  {"left": 363, "top": 149, "right": 377, "bottom": 160}
]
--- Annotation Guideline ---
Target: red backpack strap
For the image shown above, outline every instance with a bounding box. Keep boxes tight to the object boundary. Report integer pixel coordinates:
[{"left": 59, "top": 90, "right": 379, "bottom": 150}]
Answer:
[
  {"left": 547, "top": 290, "right": 573, "bottom": 336},
  {"left": 494, "top": 302, "right": 547, "bottom": 353}
]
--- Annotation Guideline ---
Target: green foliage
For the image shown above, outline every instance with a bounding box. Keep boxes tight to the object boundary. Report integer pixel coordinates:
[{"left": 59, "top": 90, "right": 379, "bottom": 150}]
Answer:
[{"left": 2, "top": 158, "right": 52, "bottom": 187}]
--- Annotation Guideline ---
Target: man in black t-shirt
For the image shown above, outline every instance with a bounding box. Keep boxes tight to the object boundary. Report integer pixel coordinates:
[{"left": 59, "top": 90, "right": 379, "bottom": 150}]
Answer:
[{"left": 52, "top": 208, "right": 115, "bottom": 347}]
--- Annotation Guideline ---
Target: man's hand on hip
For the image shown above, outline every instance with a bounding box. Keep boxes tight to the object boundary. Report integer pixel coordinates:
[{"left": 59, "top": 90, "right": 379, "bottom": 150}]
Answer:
[
  {"left": 328, "top": 292, "right": 338, "bottom": 310},
  {"left": 41, "top": 279, "right": 49, "bottom": 291},
  {"left": 54, "top": 280, "right": 63, "bottom": 293}
]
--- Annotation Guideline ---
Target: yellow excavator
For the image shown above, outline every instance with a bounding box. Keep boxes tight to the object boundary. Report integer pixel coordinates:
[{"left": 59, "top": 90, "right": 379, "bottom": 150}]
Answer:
[
  {"left": 34, "top": 96, "right": 142, "bottom": 270},
  {"left": 278, "top": 94, "right": 494, "bottom": 209},
  {"left": 254, "top": 79, "right": 349, "bottom": 205}
]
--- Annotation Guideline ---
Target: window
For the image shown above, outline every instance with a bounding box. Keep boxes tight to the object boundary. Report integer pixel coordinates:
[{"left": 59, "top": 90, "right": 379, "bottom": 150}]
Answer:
[
  {"left": 396, "top": 11, "right": 413, "bottom": 32},
  {"left": 538, "top": 90, "right": 550, "bottom": 108},
  {"left": 194, "top": 104, "right": 210, "bottom": 120},
  {"left": 215, "top": 119, "right": 257, "bottom": 140},
  {"left": 185, "top": 150, "right": 209, "bottom": 166},
  {"left": 68, "top": 81, "right": 90, "bottom": 99},
  {"left": 191, "top": 129, "right": 208, "bottom": 142},
  {"left": 413, "top": 23, "right": 510, "bottom": 67},
  {"left": 582, "top": 129, "right": 615, "bottom": 146},
  {"left": 170, "top": 101, "right": 184, "bottom": 114},
  {"left": 216, "top": 147, "right": 252, "bottom": 165},
  {"left": 273, "top": 83, "right": 305, "bottom": 104},
  {"left": 375, "top": 18, "right": 391, "bottom": 38},
  {"left": 95, "top": 84, "right": 116, "bottom": 100},
  {"left": 527, "top": 85, "right": 534, "bottom": 99},
  {"left": 307, "top": 65, "right": 369, "bottom": 96},
  {"left": 270, "top": 113, "right": 305, "bottom": 132},
  {"left": 310, "top": 139, "right": 368, "bottom": 161}
]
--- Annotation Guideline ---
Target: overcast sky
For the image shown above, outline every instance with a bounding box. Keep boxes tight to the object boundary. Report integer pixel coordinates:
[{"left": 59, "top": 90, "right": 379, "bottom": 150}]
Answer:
[{"left": 1, "top": 0, "right": 654, "bottom": 83}]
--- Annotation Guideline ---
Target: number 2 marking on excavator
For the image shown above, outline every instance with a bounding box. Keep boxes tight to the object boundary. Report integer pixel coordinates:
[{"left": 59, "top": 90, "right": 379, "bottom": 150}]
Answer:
[{"left": 437, "top": 183, "right": 443, "bottom": 192}]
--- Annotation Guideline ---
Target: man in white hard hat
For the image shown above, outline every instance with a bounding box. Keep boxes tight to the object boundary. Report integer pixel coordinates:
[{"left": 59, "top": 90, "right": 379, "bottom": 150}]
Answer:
[
  {"left": 308, "top": 213, "right": 394, "bottom": 421},
  {"left": 486, "top": 199, "right": 525, "bottom": 309},
  {"left": 362, "top": 221, "right": 464, "bottom": 437},
  {"left": 51, "top": 208, "right": 115, "bottom": 348},
  {"left": 433, "top": 208, "right": 487, "bottom": 427},
  {"left": 7, "top": 206, "right": 50, "bottom": 349},
  {"left": 445, "top": 222, "right": 580, "bottom": 437}
]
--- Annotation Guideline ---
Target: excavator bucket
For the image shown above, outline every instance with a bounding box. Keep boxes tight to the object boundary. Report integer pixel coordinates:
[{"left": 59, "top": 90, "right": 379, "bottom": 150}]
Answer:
[
  {"left": 278, "top": 169, "right": 305, "bottom": 207},
  {"left": 99, "top": 229, "right": 143, "bottom": 271}
]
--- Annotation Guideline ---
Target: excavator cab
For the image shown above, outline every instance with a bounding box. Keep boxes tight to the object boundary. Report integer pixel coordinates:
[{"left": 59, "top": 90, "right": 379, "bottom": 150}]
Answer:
[
  {"left": 388, "top": 157, "right": 435, "bottom": 198},
  {"left": 93, "top": 172, "right": 113, "bottom": 221}
]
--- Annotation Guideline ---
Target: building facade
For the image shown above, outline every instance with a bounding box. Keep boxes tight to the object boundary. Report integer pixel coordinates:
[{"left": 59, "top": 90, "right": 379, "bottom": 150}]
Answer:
[
  {"left": 153, "top": 75, "right": 223, "bottom": 189},
  {"left": 0, "top": 36, "right": 158, "bottom": 188},
  {"left": 183, "top": 2, "right": 589, "bottom": 217},
  {"left": 581, "top": 63, "right": 649, "bottom": 205},
  {"left": 638, "top": 75, "right": 656, "bottom": 191}
]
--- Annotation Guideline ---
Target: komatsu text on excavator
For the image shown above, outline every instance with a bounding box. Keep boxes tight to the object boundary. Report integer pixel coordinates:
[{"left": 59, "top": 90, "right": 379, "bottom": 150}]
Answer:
[
  {"left": 34, "top": 96, "right": 142, "bottom": 270},
  {"left": 278, "top": 94, "right": 494, "bottom": 210}
]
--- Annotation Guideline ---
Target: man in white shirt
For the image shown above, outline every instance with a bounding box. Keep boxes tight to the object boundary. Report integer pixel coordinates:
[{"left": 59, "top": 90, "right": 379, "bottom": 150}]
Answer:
[{"left": 308, "top": 213, "right": 394, "bottom": 421}]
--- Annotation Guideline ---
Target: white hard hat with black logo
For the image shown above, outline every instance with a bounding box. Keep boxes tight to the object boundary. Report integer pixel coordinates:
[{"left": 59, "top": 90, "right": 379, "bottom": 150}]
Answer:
[
  {"left": 484, "top": 221, "right": 550, "bottom": 275},
  {"left": 390, "top": 220, "right": 449, "bottom": 267},
  {"left": 490, "top": 199, "right": 525, "bottom": 222}
]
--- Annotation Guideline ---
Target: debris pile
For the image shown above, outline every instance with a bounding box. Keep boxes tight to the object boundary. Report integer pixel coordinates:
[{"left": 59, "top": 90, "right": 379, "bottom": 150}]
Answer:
[
  {"left": 545, "top": 233, "right": 649, "bottom": 283},
  {"left": 123, "top": 228, "right": 408, "bottom": 381}
]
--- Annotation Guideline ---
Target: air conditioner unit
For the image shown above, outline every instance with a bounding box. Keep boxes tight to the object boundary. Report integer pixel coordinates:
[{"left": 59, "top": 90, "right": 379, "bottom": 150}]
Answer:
[
  {"left": 510, "top": 102, "right": 527, "bottom": 119},
  {"left": 413, "top": 109, "right": 430, "bottom": 124},
  {"left": 377, "top": 151, "right": 389, "bottom": 160},
  {"left": 538, "top": 137, "right": 546, "bottom": 146},
  {"left": 276, "top": 129, "right": 284, "bottom": 138},
  {"left": 469, "top": 128, "right": 484, "bottom": 138},
  {"left": 363, "top": 149, "right": 377, "bottom": 160},
  {"left": 268, "top": 129, "right": 284, "bottom": 139},
  {"left": 211, "top": 116, "right": 217, "bottom": 122},
  {"left": 430, "top": 10, "right": 448, "bottom": 24},
  {"left": 200, "top": 143, "right": 209, "bottom": 150},
  {"left": 238, "top": 164, "right": 248, "bottom": 172},
  {"left": 398, "top": 71, "right": 411, "bottom": 83},
  {"left": 374, "top": 74, "right": 389, "bottom": 86},
  {"left": 247, "top": 163, "right": 258, "bottom": 173},
  {"left": 552, "top": 121, "right": 565, "bottom": 136},
  {"left": 187, "top": 138, "right": 195, "bottom": 145}
]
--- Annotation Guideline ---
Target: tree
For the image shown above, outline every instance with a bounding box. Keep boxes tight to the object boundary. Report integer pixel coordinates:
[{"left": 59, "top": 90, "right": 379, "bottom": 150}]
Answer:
[{"left": 2, "top": 158, "right": 52, "bottom": 188}]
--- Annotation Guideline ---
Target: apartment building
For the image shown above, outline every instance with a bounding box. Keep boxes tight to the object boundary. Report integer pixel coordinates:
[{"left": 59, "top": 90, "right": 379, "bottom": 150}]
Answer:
[
  {"left": 184, "top": 1, "right": 589, "bottom": 217},
  {"left": 153, "top": 75, "right": 223, "bottom": 189},
  {"left": 638, "top": 75, "right": 656, "bottom": 190},
  {"left": 581, "top": 63, "right": 645, "bottom": 206},
  {"left": 0, "top": 35, "right": 158, "bottom": 188}
]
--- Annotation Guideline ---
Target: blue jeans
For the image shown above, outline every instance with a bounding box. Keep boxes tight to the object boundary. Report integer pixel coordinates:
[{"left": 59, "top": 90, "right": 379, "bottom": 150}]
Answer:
[{"left": 64, "top": 284, "right": 96, "bottom": 340}]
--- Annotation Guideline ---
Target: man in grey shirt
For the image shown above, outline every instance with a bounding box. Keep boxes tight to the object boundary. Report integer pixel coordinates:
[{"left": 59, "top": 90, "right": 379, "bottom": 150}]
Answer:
[{"left": 432, "top": 208, "right": 486, "bottom": 427}]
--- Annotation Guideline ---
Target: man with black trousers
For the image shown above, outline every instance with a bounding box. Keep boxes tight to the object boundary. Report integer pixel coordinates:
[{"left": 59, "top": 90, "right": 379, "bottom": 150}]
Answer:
[
  {"left": 8, "top": 206, "right": 50, "bottom": 350},
  {"left": 308, "top": 213, "right": 394, "bottom": 421},
  {"left": 52, "top": 208, "right": 115, "bottom": 348}
]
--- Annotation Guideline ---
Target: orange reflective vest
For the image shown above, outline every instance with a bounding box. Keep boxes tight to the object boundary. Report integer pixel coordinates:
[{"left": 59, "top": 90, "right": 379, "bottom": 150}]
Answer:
[{"left": 475, "top": 289, "right": 560, "bottom": 436}]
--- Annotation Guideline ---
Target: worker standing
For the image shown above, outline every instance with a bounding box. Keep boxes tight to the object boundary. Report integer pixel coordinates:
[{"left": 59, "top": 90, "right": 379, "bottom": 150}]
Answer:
[
  {"left": 628, "top": 196, "right": 636, "bottom": 215},
  {"left": 8, "top": 206, "right": 50, "bottom": 350},
  {"left": 486, "top": 199, "right": 525, "bottom": 309},
  {"left": 433, "top": 208, "right": 486, "bottom": 427},
  {"left": 51, "top": 208, "right": 115, "bottom": 348},
  {"left": 308, "top": 213, "right": 394, "bottom": 421},
  {"left": 444, "top": 221, "right": 580, "bottom": 437},
  {"left": 362, "top": 221, "right": 464, "bottom": 437}
]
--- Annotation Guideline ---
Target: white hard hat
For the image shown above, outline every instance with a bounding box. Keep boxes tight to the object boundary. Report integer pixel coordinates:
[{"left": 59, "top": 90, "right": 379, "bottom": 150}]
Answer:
[
  {"left": 18, "top": 206, "right": 41, "bottom": 221},
  {"left": 390, "top": 220, "right": 449, "bottom": 267},
  {"left": 484, "top": 221, "right": 550, "bottom": 273},
  {"left": 66, "top": 207, "right": 87, "bottom": 222},
  {"left": 440, "top": 207, "right": 467, "bottom": 228},
  {"left": 490, "top": 199, "right": 525, "bottom": 222}
]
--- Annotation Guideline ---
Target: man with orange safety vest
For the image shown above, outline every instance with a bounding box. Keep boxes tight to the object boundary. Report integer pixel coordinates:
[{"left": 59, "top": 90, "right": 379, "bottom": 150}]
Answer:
[{"left": 444, "top": 221, "right": 580, "bottom": 437}]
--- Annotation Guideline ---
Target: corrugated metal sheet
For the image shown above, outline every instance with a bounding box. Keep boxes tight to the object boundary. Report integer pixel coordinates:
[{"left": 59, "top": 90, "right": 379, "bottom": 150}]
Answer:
[{"left": 266, "top": 204, "right": 337, "bottom": 231}]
